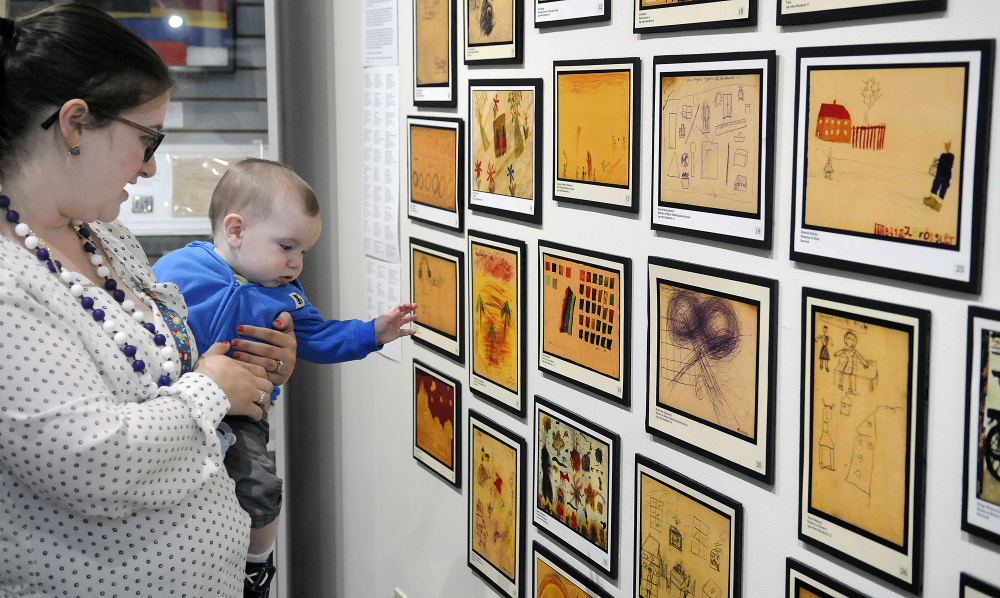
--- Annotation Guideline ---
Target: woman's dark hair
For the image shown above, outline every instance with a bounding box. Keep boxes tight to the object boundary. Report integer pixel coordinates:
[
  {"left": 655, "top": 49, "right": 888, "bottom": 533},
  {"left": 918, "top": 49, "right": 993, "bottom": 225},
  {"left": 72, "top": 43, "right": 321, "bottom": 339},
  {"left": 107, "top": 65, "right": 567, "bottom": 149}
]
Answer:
[{"left": 0, "top": 2, "right": 174, "bottom": 161}]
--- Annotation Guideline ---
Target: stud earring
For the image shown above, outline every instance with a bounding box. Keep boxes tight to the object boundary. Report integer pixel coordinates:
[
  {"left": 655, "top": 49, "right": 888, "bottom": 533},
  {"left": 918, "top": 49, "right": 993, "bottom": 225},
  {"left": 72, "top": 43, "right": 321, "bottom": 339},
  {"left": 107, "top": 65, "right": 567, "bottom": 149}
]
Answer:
[{"left": 69, "top": 143, "right": 80, "bottom": 156}]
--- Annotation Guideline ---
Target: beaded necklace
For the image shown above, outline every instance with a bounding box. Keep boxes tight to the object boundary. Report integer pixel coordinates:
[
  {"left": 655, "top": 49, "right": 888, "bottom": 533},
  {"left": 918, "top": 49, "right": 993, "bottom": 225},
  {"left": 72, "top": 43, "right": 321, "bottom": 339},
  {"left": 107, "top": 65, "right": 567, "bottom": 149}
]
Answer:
[{"left": 0, "top": 193, "right": 178, "bottom": 391}]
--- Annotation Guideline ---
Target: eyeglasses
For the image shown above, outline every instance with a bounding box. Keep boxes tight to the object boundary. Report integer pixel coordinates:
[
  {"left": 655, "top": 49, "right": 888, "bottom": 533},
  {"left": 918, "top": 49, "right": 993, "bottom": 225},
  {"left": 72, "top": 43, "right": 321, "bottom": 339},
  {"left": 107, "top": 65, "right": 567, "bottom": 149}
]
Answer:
[{"left": 40, "top": 108, "right": 164, "bottom": 163}]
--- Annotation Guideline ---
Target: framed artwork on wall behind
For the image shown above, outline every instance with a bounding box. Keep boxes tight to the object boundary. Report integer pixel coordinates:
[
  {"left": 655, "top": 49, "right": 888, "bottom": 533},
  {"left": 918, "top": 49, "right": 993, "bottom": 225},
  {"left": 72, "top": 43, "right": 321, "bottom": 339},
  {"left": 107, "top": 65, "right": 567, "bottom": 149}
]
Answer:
[
  {"left": 634, "top": 455, "right": 743, "bottom": 598},
  {"left": 469, "top": 79, "right": 543, "bottom": 224},
  {"left": 962, "top": 306, "right": 1000, "bottom": 546},
  {"left": 553, "top": 58, "right": 641, "bottom": 214},
  {"left": 634, "top": 0, "right": 756, "bottom": 34},
  {"left": 799, "top": 288, "right": 929, "bottom": 594},
  {"left": 407, "top": 116, "right": 464, "bottom": 232},
  {"left": 533, "top": 396, "right": 621, "bottom": 578},
  {"left": 469, "top": 410, "right": 527, "bottom": 598},
  {"left": 413, "top": 0, "right": 457, "bottom": 107},
  {"left": 650, "top": 51, "right": 776, "bottom": 249},
  {"left": 776, "top": 0, "right": 946, "bottom": 26},
  {"left": 469, "top": 230, "right": 528, "bottom": 417},
  {"left": 464, "top": 0, "right": 523, "bottom": 64},
  {"left": 786, "top": 559, "right": 871, "bottom": 598},
  {"left": 410, "top": 237, "right": 464, "bottom": 362},
  {"left": 538, "top": 241, "right": 631, "bottom": 406},
  {"left": 790, "top": 40, "right": 995, "bottom": 293},
  {"left": 646, "top": 257, "right": 777, "bottom": 483},
  {"left": 535, "top": 0, "right": 610, "bottom": 28},
  {"left": 412, "top": 359, "right": 461, "bottom": 486},
  {"left": 533, "top": 542, "right": 614, "bottom": 598},
  {"left": 962, "top": 573, "right": 1000, "bottom": 598}
]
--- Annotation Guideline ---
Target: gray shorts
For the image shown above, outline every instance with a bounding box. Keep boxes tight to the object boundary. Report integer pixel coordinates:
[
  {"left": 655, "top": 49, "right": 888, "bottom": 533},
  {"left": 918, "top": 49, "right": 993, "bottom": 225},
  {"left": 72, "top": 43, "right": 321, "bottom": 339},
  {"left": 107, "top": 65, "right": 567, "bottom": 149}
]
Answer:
[{"left": 223, "top": 412, "right": 283, "bottom": 529}]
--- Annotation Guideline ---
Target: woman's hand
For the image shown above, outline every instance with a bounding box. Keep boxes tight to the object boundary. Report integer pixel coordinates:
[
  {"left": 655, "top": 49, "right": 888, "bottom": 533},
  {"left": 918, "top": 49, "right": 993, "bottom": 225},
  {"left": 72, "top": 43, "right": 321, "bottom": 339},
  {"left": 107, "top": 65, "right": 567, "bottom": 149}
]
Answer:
[
  {"left": 375, "top": 302, "right": 418, "bottom": 347},
  {"left": 193, "top": 342, "right": 273, "bottom": 420},
  {"left": 230, "top": 312, "right": 297, "bottom": 386}
]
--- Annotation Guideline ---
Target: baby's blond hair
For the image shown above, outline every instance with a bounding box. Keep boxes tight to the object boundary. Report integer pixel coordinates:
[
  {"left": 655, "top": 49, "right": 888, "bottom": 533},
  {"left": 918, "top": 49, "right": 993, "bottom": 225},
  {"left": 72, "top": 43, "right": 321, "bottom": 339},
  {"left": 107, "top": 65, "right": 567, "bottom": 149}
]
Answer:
[{"left": 209, "top": 158, "right": 319, "bottom": 235}]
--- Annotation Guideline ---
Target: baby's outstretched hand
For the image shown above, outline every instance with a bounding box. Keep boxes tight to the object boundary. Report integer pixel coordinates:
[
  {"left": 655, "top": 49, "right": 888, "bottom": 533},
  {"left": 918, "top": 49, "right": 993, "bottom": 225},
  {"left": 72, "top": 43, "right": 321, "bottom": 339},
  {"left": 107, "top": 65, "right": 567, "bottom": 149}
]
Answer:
[{"left": 375, "top": 302, "right": 418, "bottom": 346}]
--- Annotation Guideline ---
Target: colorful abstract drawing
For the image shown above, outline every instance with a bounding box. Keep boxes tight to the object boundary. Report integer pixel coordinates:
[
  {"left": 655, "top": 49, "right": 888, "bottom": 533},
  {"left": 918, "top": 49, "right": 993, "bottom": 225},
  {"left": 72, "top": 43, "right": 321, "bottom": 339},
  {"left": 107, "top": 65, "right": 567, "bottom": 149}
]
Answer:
[
  {"left": 410, "top": 125, "right": 459, "bottom": 212},
  {"left": 415, "top": 0, "right": 450, "bottom": 86},
  {"left": 803, "top": 65, "right": 967, "bottom": 246},
  {"left": 534, "top": 543, "right": 614, "bottom": 598},
  {"left": 471, "top": 88, "right": 535, "bottom": 200},
  {"left": 471, "top": 240, "right": 519, "bottom": 393},
  {"left": 107, "top": 0, "right": 234, "bottom": 70},
  {"left": 468, "top": 0, "right": 514, "bottom": 44},
  {"left": 413, "top": 249, "right": 459, "bottom": 338},
  {"left": 557, "top": 70, "right": 631, "bottom": 188},
  {"left": 415, "top": 368, "right": 455, "bottom": 469}
]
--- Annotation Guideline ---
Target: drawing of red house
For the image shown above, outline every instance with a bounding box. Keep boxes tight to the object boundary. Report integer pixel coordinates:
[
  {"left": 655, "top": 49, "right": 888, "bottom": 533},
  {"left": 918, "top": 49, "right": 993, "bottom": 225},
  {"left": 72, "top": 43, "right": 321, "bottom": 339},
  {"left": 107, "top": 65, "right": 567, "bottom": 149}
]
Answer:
[{"left": 815, "top": 101, "right": 852, "bottom": 144}]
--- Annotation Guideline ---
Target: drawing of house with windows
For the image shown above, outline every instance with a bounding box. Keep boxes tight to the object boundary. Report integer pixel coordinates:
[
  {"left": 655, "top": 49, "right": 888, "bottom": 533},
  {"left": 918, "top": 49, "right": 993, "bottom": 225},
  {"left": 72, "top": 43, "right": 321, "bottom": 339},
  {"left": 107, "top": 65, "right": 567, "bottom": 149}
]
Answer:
[
  {"left": 815, "top": 101, "right": 852, "bottom": 143},
  {"left": 640, "top": 535, "right": 664, "bottom": 598}
]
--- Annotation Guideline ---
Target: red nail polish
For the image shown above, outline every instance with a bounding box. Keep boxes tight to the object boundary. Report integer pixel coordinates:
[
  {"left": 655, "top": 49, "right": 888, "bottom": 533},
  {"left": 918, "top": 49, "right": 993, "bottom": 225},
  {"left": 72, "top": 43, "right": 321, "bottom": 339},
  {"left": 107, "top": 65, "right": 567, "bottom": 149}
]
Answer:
[
  {"left": 233, "top": 352, "right": 241, "bottom": 359},
  {"left": 237, "top": 326, "right": 245, "bottom": 333},
  {"left": 273, "top": 319, "right": 282, "bottom": 327},
  {"left": 231, "top": 340, "right": 239, "bottom": 347}
]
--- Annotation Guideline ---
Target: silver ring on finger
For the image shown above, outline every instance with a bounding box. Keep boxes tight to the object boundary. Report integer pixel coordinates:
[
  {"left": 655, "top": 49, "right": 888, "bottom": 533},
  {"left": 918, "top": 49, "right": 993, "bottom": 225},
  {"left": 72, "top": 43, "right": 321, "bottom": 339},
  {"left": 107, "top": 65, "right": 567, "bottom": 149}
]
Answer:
[
  {"left": 257, "top": 390, "right": 267, "bottom": 405},
  {"left": 274, "top": 359, "right": 284, "bottom": 375}
]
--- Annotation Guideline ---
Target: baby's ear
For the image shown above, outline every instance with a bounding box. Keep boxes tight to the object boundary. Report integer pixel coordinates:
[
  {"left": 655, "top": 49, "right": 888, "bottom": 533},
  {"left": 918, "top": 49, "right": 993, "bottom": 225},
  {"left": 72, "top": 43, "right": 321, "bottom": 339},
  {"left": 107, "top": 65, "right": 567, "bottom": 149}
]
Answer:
[{"left": 221, "top": 213, "right": 246, "bottom": 247}]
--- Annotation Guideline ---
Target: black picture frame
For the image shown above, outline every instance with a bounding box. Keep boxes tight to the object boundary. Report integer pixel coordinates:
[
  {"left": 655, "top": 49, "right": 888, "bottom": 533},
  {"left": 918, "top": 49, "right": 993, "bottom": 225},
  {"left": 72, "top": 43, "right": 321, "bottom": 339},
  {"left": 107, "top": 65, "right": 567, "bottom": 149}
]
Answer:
[
  {"left": 786, "top": 559, "right": 872, "bottom": 598},
  {"left": 961, "top": 573, "right": 1000, "bottom": 598},
  {"left": 538, "top": 240, "right": 632, "bottom": 406},
  {"left": 776, "top": 0, "right": 946, "bottom": 26},
  {"left": 790, "top": 39, "right": 995, "bottom": 294},
  {"left": 799, "top": 288, "right": 930, "bottom": 594},
  {"left": 413, "top": 0, "right": 458, "bottom": 107},
  {"left": 553, "top": 57, "right": 642, "bottom": 214},
  {"left": 533, "top": 396, "right": 621, "bottom": 578},
  {"left": 410, "top": 237, "right": 465, "bottom": 363},
  {"left": 650, "top": 50, "right": 777, "bottom": 249},
  {"left": 533, "top": 541, "right": 615, "bottom": 598},
  {"left": 469, "top": 409, "right": 528, "bottom": 598},
  {"left": 646, "top": 256, "right": 778, "bottom": 484},
  {"left": 634, "top": 0, "right": 756, "bottom": 35},
  {"left": 962, "top": 306, "right": 1000, "bottom": 546},
  {"left": 412, "top": 359, "right": 462, "bottom": 487},
  {"left": 534, "top": 0, "right": 611, "bottom": 28},
  {"left": 464, "top": 0, "right": 524, "bottom": 65},
  {"left": 633, "top": 454, "right": 744, "bottom": 598},
  {"left": 468, "top": 78, "right": 544, "bottom": 225},
  {"left": 407, "top": 116, "right": 465, "bottom": 232},
  {"left": 468, "top": 230, "right": 529, "bottom": 418}
]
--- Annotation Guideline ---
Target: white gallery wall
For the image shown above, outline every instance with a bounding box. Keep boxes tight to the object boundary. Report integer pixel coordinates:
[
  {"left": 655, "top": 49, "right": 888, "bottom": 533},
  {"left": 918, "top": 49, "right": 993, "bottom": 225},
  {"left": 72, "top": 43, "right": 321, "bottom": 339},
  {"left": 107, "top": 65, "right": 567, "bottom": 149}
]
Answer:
[{"left": 281, "top": 1, "right": 1000, "bottom": 597}]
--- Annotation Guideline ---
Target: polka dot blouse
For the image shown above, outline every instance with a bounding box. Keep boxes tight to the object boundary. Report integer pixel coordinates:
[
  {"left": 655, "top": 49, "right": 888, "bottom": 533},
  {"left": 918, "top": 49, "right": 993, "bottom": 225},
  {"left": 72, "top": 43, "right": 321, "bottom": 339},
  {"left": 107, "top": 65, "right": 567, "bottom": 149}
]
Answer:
[{"left": 0, "top": 220, "right": 249, "bottom": 597}]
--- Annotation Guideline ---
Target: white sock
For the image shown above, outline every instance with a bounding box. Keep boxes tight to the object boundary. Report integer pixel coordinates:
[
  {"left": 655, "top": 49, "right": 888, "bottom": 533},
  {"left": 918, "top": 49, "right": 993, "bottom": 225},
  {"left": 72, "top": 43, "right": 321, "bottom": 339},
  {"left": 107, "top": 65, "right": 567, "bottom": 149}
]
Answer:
[{"left": 247, "top": 550, "right": 271, "bottom": 564}]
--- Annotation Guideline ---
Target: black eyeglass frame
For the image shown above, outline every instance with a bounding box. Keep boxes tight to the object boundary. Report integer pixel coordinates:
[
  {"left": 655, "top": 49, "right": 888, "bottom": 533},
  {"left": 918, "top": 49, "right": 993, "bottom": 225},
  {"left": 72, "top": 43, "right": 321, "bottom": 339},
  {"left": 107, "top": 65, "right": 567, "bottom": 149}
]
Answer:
[{"left": 40, "top": 108, "right": 164, "bottom": 163}]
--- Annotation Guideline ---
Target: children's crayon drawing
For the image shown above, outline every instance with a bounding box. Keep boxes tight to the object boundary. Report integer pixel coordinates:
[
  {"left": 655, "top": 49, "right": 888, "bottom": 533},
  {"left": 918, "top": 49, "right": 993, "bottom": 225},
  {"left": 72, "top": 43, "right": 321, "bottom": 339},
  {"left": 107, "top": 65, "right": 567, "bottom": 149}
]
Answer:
[
  {"left": 413, "top": 248, "right": 459, "bottom": 338},
  {"left": 557, "top": 70, "right": 631, "bottom": 188},
  {"left": 472, "top": 425, "right": 519, "bottom": 580},
  {"left": 410, "top": 124, "right": 458, "bottom": 212},
  {"left": 471, "top": 87, "right": 535, "bottom": 200},
  {"left": 415, "top": 368, "right": 455, "bottom": 469},
  {"left": 415, "top": 0, "right": 450, "bottom": 86},
  {"left": 472, "top": 240, "right": 520, "bottom": 392}
]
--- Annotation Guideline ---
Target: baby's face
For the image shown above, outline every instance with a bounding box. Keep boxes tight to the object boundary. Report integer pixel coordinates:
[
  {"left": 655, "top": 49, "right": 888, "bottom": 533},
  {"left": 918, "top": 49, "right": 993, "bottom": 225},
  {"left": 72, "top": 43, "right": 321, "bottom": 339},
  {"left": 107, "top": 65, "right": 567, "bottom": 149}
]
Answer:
[{"left": 231, "top": 193, "right": 322, "bottom": 288}]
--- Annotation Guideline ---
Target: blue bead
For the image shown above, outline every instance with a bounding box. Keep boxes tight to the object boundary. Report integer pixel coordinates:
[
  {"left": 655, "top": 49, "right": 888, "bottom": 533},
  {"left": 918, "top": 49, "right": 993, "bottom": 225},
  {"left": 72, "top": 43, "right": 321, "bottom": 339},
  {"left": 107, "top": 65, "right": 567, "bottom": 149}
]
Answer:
[
  {"left": 47, "top": 261, "right": 57, "bottom": 272},
  {"left": 154, "top": 334, "right": 166, "bottom": 346},
  {"left": 5, "top": 209, "right": 18, "bottom": 223},
  {"left": 53, "top": 260, "right": 61, "bottom": 270},
  {"left": 91, "top": 308, "right": 104, "bottom": 321},
  {"left": 132, "top": 360, "right": 145, "bottom": 372},
  {"left": 83, "top": 242, "right": 96, "bottom": 253},
  {"left": 0, "top": 195, "right": 9, "bottom": 208},
  {"left": 80, "top": 296, "right": 94, "bottom": 309},
  {"left": 144, "top": 323, "right": 156, "bottom": 333},
  {"left": 79, "top": 227, "right": 91, "bottom": 238},
  {"left": 112, "top": 289, "right": 125, "bottom": 302},
  {"left": 35, "top": 248, "right": 48, "bottom": 261},
  {"left": 104, "top": 279, "right": 117, "bottom": 290},
  {"left": 158, "top": 375, "right": 172, "bottom": 387},
  {"left": 123, "top": 345, "right": 137, "bottom": 357}
]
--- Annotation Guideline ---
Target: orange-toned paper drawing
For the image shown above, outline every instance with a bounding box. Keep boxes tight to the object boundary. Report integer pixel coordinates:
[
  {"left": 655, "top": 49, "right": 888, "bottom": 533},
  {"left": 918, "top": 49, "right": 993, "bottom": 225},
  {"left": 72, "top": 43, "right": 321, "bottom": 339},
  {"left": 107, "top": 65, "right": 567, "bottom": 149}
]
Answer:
[
  {"left": 536, "top": 558, "right": 594, "bottom": 598},
  {"left": 472, "top": 426, "right": 519, "bottom": 579},
  {"left": 415, "top": 370, "right": 455, "bottom": 468},
  {"left": 471, "top": 88, "right": 535, "bottom": 200},
  {"left": 472, "top": 241, "right": 519, "bottom": 392},
  {"left": 556, "top": 70, "right": 631, "bottom": 187},
  {"left": 413, "top": 249, "right": 459, "bottom": 338},
  {"left": 410, "top": 124, "right": 458, "bottom": 212},
  {"left": 468, "top": 0, "right": 514, "bottom": 45},
  {"left": 415, "top": 0, "right": 450, "bottom": 86}
]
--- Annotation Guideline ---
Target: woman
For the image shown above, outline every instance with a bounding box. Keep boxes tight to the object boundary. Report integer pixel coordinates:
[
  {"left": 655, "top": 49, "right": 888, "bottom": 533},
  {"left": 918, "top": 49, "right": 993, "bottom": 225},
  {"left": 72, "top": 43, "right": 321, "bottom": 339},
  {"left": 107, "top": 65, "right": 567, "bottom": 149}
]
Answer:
[{"left": 0, "top": 4, "right": 296, "bottom": 596}]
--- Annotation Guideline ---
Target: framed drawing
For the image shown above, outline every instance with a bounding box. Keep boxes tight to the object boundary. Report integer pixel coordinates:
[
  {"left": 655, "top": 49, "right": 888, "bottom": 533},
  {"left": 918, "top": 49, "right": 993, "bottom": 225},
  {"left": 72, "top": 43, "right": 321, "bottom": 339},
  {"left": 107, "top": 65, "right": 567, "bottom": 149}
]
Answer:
[
  {"left": 799, "top": 288, "right": 929, "bottom": 593},
  {"left": 634, "top": 455, "right": 743, "bottom": 598},
  {"left": 646, "top": 257, "right": 777, "bottom": 483},
  {"left": 553, "top": 58, "right": 641, "bottom": 214},
  {"left": 962, "top": 306, "right": 1000, "bottom": 546},
  {"left": 651, "top": 51, "right": 777, "bottom": 249},
  {"left": 414, "top": 0, "right": 457, "bottom": 107},
  {"left": 535, "top": 0, "right": 610, "bottom": 28},
  {"left": 634, "top": 0, "right": 756, "bottom": 34},
  {"left": 538, "top": 241, "right": 631, "bottom": 406},
  {"left": 469, "top": 79, "right": 543, "bottom": 224},
  {"left": 410, "top": 238, "right": 465, "bottom": 362},
  {"left": 464, "top": 0, "right": 523, "bottom": 64},
  {"left": 776, "top": 0, "right": 946, "bottom": 26},
  {"left": 469, "top": 231, "right": 528, "bottom": 417},
  {"left": 533, "top": 542, "right": 614, "bottom": 598},
  {"left": 786, "top": 559, "right": 871, "bottom": 598},
  {"left": 533, "top": 396, "right": 621, "bottom": 578},
  {"left": 413, "top": 359, "right": 461, "bottom": 486},
  {"left": 407, "top": 116, "right": 464, "bottom": 232},
  {"left": 790, "top": 40, "right": 995, "bottom": 293},
  {"left": 962, "top": 573, "right": 1000, "bottom": 598},
  {"left": 469, "top": 410, "right": 527, "bottom": 598}
]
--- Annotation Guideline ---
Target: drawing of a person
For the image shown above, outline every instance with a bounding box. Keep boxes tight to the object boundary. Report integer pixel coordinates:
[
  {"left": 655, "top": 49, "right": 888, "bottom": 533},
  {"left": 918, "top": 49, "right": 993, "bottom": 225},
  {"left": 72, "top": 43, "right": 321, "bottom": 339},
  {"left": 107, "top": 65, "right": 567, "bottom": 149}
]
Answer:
[
  {"left": 816, "top": 326, "right": 831, "bottom": 371},
  {"left": 835, "top": 331, "right": 869, "bottom": 394},
  {"left": 924, "top": 141, "right": 954, "bottom": 212},
  {"left": 824, "top": 156, "right": 834, "bottom": 180}
]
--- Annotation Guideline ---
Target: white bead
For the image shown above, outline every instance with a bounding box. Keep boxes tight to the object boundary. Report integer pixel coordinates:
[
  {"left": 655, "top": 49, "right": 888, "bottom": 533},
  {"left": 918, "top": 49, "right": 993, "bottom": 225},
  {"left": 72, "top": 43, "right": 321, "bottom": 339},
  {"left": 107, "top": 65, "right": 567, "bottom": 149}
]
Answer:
[
  {"left": 132, "top": 311, "right": 145, "bottom": 322},
  {"left": 90, "top": 253, "right": 103, "bottom": 266},
  {"left": 70, "top": 284, "right": 84, "bottom": 297},
  {"left": 23, "top": 235, "right": 39, "bottom": 249},
  {"left": 103, "top": 320, "right": 116, "bottom": 333},
  {"left": 162, "top": 360, "right": 176, "bottom": 373},
  {"left": 14, "top": 223, "right": 29, "bottom": 236},
  {"left": 140, "top": 373, "right": 152, "bottom": 385},
  {"left": 60, "top": 270, "right": 75, "bottom": 283},
  {"left": 96, "top": 266, "right": 110, "bottom": 278},
  {"left": 113, "top": 331, "right": 128, "bottom": 346},
  {"left": 160, "top": 346, "right": 174, "bottom": 359},
  {"left": 122, "top": 299, "right": 135, "bottom": 311},
  {"left": 71, "top": 219, "right": 83, "bottom": 226}
]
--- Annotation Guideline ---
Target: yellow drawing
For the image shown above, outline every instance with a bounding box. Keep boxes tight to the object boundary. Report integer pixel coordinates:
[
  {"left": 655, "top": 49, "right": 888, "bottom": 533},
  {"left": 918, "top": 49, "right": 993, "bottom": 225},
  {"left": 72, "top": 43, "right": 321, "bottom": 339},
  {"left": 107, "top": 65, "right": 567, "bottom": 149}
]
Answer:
[
  {"left": 471, "top": 88, "right": 535, "bottom": 200},
  {"left": 472, "top": 427, "right": 518, "bottom": 578},
  {"left": 413, "top": 249, "right": 458, "bottom": 338},
  {"left": 410, "top": 125, "right": 458, "bottom": 212},
  {"left": 536, "top": 557, "right": 596, "bottom": 598},
  {"left": 557, "top": 70, "right": 631, "bottom": 187},
  {"left": 472, "top": 241, "right": 519, "bottom": 392},
  {"left": 415, "top": 0, "right": 450, "bottom": 86}
]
